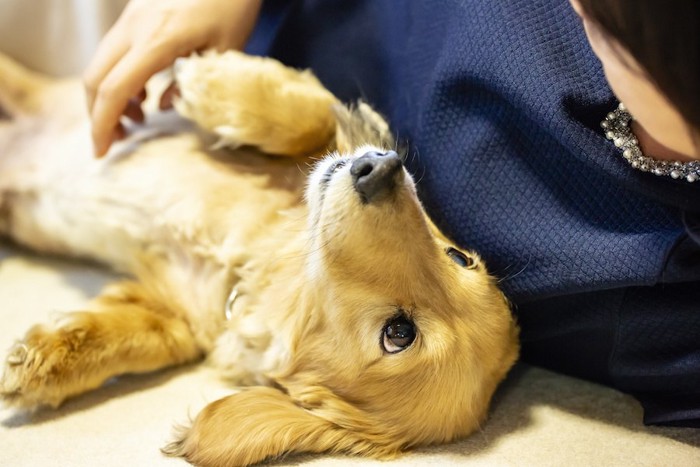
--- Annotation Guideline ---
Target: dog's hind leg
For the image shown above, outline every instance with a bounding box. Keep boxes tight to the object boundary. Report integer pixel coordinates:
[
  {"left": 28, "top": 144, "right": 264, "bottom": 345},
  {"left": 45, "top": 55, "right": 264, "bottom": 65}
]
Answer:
[
  {"left": 0, "top": 281, "right": 202, "bottom": 410},
  {"left": 0, "top": 52, "right": 49, "bottom": 118}
]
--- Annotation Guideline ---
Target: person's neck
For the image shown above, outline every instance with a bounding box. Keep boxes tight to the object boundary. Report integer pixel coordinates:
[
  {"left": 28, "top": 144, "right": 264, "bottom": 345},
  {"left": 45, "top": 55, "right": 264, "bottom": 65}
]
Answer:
[{"left": 631, "top": 121, "right": 699, "bottom": 162}]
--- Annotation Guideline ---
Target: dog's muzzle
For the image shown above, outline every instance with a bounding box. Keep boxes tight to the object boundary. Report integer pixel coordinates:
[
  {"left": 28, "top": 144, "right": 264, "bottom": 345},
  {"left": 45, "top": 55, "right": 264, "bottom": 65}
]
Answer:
[{"left": 350, "top": 150, "right": 402, "bottom": 203}]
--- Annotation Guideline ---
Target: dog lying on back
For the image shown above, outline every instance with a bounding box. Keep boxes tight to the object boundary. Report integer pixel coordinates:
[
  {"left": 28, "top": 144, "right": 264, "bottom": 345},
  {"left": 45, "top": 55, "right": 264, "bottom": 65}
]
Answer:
[{"left": 0, "top": 51, "right": 518, "bottom": 466}]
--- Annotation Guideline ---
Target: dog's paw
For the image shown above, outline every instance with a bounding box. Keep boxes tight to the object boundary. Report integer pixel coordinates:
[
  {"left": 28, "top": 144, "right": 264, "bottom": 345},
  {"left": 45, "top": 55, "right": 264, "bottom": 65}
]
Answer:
[
  {"left": 174, "top": 50, "right": 337, "bottom": 156},
  {"left": 1, "top": 321, "right": 94, "bottom": 410},
  {"left": 2, "top": 338, "right": 58, "bottom": 409}
]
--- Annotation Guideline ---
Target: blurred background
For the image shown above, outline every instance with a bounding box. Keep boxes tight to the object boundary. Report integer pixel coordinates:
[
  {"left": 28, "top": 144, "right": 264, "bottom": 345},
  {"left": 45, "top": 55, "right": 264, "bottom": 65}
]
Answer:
[{"left": 0, "top": 0, "right": 128, "bottom": 76}]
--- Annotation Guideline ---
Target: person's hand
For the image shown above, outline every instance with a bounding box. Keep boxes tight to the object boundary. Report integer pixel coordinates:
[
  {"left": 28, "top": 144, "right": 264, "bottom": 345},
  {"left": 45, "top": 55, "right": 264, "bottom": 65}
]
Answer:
[{"left": 84, "top": 0, "right": 263, "bottom": 157}]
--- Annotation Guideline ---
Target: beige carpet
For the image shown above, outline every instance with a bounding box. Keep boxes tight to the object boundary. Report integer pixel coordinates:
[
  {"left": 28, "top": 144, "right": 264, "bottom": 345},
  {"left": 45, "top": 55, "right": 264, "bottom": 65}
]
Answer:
[{"left": 1, "top": 240, "right": 698, "bottom": 467}]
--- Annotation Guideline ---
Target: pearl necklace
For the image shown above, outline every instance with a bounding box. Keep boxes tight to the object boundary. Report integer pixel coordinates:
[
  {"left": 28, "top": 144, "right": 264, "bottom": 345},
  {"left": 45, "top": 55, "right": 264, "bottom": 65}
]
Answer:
[{"left": 601, "top": 103, "right": 699, "bottom": 183}]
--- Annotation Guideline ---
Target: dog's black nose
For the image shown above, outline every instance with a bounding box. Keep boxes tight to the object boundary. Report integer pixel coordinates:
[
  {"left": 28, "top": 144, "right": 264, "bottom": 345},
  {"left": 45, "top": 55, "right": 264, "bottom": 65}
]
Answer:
[{"left": 350, "top": 150, "right": 402, "bottom": 203}]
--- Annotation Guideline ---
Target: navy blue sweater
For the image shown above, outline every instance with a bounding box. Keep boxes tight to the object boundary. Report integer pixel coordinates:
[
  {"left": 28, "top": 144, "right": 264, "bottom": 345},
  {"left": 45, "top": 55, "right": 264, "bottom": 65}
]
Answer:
[{"left": 248, "top": 0, "right": 700, "bottom": 426}]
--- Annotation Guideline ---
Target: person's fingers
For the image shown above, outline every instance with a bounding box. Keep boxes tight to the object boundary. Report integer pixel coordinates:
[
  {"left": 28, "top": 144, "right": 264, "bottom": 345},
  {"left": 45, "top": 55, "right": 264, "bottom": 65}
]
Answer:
[
  {"left": 90, "top": 45, "right": 177, "bottom": 156},
  {"left": 123, "top": 97, "right": 145, "bottom": 123},
  {"left": 94, "top": 122, "right": 126, "bottom": 160},
  {"left": 114, "top": 121, "right": 126, "bottom": 141},
  {"left": 83, "top": 23, "right": 131, "bottom": 112},
  {"left": 136, "top": 88, "right": 147, "bottom": 103},
  {"left": 159, "top": 81, "right": 180, "bottom": 110}
]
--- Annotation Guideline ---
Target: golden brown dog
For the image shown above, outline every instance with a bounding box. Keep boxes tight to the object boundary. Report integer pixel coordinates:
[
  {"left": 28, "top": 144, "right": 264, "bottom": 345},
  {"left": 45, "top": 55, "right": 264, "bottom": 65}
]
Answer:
[{"left": 0, "top": 51, "right": 518, "bottom": 466}]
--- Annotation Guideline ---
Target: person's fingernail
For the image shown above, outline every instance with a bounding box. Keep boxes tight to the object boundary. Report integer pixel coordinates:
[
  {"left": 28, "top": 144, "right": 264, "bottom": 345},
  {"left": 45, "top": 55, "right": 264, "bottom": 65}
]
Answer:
[
  {"left": 94, "top": 142, "right": 107, "bottom": 158},
  {"left": 94, "top": 133, "right": 114, "bottom": 157}
]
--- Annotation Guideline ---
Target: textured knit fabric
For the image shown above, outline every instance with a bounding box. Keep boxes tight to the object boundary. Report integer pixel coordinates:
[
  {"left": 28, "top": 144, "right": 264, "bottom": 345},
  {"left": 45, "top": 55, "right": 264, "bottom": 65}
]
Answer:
[{"left": 248, "top": 0, "right": 700, "bottom": 426}]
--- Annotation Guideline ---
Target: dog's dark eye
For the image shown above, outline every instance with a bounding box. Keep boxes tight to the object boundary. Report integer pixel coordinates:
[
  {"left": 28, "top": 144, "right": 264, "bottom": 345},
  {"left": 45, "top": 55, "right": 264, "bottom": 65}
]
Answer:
[
  {"left": 382, "top": 315, "right": 416, "bottom": 353},
  {"left": 446, "top": 247, "right": 475, "bottom": 268}
]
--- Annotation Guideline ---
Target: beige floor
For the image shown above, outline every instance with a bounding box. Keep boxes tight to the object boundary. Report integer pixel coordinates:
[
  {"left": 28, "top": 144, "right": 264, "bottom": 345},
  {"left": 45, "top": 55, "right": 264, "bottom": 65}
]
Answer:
[{"left": 1, "top": 241, "right": 698, "bottom": 467}]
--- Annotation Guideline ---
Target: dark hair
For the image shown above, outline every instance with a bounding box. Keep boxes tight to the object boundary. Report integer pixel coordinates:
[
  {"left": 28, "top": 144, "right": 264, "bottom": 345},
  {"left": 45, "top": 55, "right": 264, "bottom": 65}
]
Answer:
[{"left": 576, "top": 0, "right": 699, "bottom": 135}]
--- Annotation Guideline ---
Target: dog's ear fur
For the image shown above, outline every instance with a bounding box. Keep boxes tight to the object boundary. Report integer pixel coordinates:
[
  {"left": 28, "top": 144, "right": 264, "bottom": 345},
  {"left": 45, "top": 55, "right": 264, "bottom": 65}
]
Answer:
[
  {"left": 163, "top": 386, "right": 392, "bottom": 466},
  {"left": 332, "top": 102, "right": 396, "bottom": 154}
]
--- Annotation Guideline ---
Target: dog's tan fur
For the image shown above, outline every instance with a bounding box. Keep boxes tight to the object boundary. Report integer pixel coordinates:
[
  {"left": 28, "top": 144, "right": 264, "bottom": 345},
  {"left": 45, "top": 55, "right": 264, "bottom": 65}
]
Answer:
[{"left": 0, "top": 51, "right": 518, "bottom": 466}]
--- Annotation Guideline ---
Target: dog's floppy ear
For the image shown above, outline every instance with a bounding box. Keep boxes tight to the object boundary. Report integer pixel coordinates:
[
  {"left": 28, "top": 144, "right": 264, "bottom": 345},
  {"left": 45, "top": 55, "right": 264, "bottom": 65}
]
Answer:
[{"left": 162, "top": 386, "right": 384, "bottom": 467}]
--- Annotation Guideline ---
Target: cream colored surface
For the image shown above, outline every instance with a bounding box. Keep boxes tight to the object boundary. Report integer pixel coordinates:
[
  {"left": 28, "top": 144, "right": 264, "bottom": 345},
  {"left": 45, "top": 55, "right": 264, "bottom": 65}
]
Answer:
[
  {"left": 0, "top": 241, "right": 698, "bottom": 467},
  {"left": 0, "top": 0, "right": 128, "bottom": 76}
]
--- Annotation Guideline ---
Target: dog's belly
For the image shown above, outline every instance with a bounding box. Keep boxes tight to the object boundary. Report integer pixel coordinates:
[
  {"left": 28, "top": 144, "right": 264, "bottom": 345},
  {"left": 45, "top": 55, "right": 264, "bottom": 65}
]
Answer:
[
  {"left": 2, "top": 115, "right": 304, "bottom": 264},
  {"left": 0, "top": 111, "right": 307, "bottom": 345}
]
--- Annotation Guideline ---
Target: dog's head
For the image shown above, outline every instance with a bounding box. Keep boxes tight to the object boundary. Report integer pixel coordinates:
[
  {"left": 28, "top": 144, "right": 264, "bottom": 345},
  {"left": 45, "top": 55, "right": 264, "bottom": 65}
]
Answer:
[
  {"left": 166, "top": 143, "right": 518, "bottom": 466},
  {"left": 284, "top": 144, "right": 519, "bottom": 444}
]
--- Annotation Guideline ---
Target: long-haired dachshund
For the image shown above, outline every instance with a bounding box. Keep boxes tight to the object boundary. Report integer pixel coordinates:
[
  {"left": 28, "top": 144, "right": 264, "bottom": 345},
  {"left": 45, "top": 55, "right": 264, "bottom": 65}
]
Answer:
[{"left": 0, "top": 51, "right": 518, "bottom": 466}]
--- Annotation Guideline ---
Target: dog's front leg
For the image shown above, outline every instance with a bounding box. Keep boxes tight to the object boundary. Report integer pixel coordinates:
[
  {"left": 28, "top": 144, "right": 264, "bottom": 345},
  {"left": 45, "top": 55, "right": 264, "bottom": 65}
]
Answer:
[
  {"left": 174, "top": 50, "right": 339, "bottom": 157},
  {"left": 0, "top": 281, "right": 202, "bottom": 410}
]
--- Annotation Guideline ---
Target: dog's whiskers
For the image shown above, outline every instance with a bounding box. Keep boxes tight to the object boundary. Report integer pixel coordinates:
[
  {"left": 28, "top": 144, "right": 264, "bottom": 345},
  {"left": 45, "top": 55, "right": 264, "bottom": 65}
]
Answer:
[{"left": 497, "top": 256, "right": 531, "bottom": 284}]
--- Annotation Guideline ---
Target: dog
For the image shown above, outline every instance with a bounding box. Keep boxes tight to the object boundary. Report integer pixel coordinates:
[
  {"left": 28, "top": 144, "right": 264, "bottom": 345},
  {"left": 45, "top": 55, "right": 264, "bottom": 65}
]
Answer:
[{"left": 0, "top": 51, "right": 518, "bottom": 466}]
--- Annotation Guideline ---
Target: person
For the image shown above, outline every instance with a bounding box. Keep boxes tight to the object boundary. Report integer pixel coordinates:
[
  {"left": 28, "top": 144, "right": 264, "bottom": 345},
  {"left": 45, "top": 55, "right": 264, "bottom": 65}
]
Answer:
[
  {"left": 83, "top": 0, "right": 263, "bottom": 155},
  {"left": 84, "top": 0, "right": 700, "bottom": 427}
]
